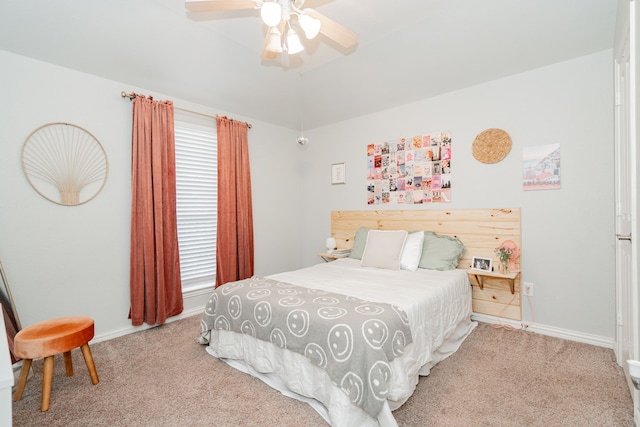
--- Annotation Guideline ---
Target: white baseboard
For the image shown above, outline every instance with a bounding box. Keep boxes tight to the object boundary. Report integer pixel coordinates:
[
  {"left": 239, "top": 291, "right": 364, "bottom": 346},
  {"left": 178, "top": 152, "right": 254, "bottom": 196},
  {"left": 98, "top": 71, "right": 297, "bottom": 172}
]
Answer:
[
  {"left": 92, "top": 287, "right": 212, "bottom": 344},
  {"left": 471, "top": 313, "right": 614, "bottom": 349},
  {"left": 90, "top": 297, "right": 615, "bottom": 351}
]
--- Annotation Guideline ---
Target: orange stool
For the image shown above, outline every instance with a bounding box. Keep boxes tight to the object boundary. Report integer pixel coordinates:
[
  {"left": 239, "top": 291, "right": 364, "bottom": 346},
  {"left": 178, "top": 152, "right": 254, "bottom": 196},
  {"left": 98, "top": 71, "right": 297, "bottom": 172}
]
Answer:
[{"left": 12, "top": 316, "right": 99, "bottom": 411}]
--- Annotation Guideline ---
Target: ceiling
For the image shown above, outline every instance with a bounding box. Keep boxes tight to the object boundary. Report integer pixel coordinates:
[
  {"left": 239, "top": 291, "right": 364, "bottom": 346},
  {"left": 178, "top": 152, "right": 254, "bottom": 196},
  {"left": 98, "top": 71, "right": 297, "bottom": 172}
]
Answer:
[{"left": 0, "top": 0, "right": 617, "bottom": 130}]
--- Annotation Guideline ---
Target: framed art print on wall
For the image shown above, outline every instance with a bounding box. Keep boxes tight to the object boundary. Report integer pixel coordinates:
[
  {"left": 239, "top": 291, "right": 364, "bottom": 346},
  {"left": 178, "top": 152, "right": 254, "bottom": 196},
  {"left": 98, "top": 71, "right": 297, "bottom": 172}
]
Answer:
[
  {"left": 332, "top": 162, "right": 346, "bottom": 185},
  {"left": 522, "top": 143, "right": 560, "bottom": 191}
]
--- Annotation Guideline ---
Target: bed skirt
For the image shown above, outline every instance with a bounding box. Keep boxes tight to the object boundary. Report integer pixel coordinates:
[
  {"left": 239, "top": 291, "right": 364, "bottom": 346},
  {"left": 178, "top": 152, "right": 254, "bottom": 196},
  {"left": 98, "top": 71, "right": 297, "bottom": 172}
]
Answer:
[{"left": 205, "top": 318, "right": 477, "bottom": 427}]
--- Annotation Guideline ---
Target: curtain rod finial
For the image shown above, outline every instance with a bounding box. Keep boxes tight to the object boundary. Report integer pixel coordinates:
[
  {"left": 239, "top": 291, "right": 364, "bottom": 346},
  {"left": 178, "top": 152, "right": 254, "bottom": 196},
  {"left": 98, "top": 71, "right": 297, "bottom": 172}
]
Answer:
[{"left": 121, "top": 91, "right": 136, "bottom": 100}]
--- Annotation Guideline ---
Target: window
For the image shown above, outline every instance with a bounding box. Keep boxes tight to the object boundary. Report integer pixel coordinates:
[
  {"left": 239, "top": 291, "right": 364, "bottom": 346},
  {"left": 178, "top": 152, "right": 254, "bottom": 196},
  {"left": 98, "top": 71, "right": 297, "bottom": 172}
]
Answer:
[{"left": 174, "top": 120, "right": 217, "bottom": 292}]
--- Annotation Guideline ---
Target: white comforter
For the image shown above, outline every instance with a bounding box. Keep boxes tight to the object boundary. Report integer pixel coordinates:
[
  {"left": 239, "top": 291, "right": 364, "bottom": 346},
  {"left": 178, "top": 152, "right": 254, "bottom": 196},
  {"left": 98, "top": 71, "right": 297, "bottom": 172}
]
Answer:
[{"left": 201, "top": 258, "right": 476, "bottom": 427}]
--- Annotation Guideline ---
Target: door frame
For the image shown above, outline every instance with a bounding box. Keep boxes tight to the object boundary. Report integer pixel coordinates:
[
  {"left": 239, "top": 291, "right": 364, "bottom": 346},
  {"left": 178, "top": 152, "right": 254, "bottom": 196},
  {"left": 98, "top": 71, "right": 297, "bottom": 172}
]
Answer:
[{"left": 614, "top": 0, "right": 639, "bottom": 423}]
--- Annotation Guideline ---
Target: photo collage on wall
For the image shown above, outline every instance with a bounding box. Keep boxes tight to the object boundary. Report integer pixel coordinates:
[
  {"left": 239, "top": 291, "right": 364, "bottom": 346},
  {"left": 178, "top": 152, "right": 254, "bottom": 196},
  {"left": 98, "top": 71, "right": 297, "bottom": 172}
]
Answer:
[{"left": 367, "top": 131, "right": 452, "bottom": 204}]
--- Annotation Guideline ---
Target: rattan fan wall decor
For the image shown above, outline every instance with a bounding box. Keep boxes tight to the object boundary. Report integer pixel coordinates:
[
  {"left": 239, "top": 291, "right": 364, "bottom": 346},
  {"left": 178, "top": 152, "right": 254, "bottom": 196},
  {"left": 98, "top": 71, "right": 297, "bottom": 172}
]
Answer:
[
  {"left": 472, "top": 128, "right": 512, "bottom": 164},
  {"left": 21, "top": 122, "right": 109, "bottom": 206}
]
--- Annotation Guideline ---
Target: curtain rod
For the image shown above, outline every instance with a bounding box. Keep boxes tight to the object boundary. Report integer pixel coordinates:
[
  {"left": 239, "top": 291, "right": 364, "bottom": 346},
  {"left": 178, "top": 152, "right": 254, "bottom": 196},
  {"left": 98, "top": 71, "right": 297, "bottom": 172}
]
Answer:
[{"left": 120, "top": 91, "right": 252, "bottom": 129}]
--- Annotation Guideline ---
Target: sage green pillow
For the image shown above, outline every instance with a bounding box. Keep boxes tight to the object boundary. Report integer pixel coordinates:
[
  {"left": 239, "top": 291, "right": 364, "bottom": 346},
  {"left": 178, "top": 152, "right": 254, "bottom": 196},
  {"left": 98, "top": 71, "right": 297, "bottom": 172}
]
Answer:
[
  {"left": 348, "top": 227, "right": 370, "bottom": 260},
  {"left": 418, "top": 231, "right": 466, "bottom": 270}
]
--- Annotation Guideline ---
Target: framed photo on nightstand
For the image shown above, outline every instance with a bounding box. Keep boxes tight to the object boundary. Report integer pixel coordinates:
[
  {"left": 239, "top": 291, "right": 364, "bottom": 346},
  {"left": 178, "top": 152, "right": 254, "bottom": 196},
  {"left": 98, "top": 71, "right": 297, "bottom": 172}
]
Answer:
[{"left": 471, "top": 256, "right": 492, "bottom": 272}]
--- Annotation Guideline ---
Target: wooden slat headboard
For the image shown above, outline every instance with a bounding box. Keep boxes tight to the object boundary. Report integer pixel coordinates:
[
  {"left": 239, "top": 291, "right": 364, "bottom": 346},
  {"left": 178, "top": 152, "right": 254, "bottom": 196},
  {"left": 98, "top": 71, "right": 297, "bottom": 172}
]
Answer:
[{"left": 331, "top": 209, "right": 522, "bottom": 320}]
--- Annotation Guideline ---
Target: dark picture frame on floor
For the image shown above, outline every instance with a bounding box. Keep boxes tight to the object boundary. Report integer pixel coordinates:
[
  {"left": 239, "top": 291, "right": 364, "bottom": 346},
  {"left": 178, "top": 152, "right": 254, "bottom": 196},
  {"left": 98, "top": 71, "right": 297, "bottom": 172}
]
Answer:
[{"left": 0, "top": 260, "right": 22, "bottom": 364}]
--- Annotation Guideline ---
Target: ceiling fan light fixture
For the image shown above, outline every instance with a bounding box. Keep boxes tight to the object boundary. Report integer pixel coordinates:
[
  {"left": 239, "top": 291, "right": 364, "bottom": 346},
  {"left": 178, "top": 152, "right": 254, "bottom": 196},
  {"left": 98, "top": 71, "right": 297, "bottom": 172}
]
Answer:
[
  {"left": 298, "top": 13, "right": 321, "bottom": 39},
  {"left": 286, "top": 28, "right": 304, "bottom": 54},
  {"left": 184, "top": 0, "right": 359, "bottom": 60},
  {"left": 265, "top": 27, "right": 283, "bottom": 52},
  {"left": 260, "top": 2, "right": 282, "bottom": 27}
]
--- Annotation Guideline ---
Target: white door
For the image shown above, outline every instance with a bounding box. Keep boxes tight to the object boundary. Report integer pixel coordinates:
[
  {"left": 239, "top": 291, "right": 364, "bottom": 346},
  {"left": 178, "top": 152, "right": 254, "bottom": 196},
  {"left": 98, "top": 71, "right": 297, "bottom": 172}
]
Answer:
[{"left": 614, "top": 2, "right": 639, "bottom": 421}]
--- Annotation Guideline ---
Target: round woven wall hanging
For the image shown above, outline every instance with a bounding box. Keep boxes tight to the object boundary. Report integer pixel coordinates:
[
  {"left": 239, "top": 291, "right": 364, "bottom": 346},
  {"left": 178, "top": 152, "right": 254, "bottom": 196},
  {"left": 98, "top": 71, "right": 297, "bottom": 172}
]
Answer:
[
  {"left": 472, "top": 128, "right": 512, "bottom": 164},
  {"left": 21, "top": 122, "right": 109, "bottom": 206}
]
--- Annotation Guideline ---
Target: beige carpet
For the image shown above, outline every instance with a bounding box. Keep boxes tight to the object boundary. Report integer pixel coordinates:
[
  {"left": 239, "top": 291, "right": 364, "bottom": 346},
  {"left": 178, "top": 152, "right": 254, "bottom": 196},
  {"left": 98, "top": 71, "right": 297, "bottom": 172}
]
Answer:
[{"left": 12, "top": 315, "right": 634, "bottom": 426}]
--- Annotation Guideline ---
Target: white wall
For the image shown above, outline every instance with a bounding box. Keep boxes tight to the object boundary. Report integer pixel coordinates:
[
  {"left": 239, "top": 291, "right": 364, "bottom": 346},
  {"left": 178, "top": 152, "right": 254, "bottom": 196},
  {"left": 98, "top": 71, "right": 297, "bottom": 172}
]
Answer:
[
  {"left": 0, "top": 48, "right": 616, "bottom": 345},
  {"left": 0, "top": 50, "right": 304, "bottom": 340},
  {"left": 301, "top": 50, "right": 615, "bottom": 341}
]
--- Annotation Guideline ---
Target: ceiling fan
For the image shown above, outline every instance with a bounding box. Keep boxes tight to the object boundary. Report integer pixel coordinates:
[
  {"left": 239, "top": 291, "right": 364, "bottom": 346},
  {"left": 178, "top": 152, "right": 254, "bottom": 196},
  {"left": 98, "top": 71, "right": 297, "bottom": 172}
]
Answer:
[{"left": 184, "top": 0, "right": 358, "bottom": 60}]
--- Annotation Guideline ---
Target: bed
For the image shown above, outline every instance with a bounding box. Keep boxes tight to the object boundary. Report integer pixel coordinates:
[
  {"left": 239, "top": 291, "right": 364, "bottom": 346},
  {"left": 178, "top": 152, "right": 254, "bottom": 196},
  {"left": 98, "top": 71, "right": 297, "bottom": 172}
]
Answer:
[{"left": 197, "top": 209, "right": 521, "bottom": 426}]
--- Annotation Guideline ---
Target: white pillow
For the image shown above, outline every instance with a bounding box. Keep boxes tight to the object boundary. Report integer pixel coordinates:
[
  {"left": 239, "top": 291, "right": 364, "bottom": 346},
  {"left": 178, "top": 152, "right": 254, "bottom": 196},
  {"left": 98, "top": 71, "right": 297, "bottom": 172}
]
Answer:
[
  {"left": 400, "top": 231, "right": 424, "bottom": 271},
  {"left": 360, "top": 230, "right": 408, "bottom": 270}
]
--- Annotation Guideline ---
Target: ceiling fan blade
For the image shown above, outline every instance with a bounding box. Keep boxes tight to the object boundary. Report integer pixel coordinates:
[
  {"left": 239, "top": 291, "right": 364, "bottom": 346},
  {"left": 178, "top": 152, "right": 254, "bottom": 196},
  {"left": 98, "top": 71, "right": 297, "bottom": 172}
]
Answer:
[
  {"left": 306, "top": 9, "right": 358, "bottom": 48},
  {"left": 185, "top": 0, "right": 257, "bottom": 13}
]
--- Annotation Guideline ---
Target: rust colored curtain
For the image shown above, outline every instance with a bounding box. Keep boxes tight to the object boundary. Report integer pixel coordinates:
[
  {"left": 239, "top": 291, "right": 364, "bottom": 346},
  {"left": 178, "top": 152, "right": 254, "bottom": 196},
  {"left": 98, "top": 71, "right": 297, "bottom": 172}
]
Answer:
[
  {"left": 216, "top": 115, "right": 254, "bottom": 287},
  {"left": 129, "top": 96, "right": 183, "bottom": 326}
]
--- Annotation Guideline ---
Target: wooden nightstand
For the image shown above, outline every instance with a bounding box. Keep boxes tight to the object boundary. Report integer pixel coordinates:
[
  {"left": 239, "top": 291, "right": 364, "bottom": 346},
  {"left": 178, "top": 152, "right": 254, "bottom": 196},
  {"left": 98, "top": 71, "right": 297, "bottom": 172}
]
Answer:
[
  {"left": 318, "top": 251, "right": 352, "bottom": 262},
  {"left": 467, "top": 269, "right": 520, "bottom": 294},
  {"left": 318, "top": 253, "right": 339, "bottom": 262}
]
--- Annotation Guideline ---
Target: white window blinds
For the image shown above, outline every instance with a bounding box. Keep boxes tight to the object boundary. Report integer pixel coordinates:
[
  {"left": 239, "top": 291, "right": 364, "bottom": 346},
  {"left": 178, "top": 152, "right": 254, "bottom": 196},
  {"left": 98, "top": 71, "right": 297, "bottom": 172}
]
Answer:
[{"left": 174, "top": 121, "right": 217, "bottom": 292}]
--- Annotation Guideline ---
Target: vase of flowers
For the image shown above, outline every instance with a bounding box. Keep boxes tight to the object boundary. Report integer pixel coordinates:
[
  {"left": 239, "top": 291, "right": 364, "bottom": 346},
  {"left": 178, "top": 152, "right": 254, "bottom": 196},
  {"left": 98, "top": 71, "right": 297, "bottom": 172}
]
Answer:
[{"left": 494, "top": 245, "right": 513, "bottom": 274}]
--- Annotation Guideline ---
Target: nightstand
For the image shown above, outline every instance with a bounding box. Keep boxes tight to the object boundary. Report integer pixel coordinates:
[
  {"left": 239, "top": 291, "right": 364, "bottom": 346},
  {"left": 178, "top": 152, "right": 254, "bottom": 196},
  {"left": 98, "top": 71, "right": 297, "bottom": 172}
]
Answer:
[
  {"left": 467, "top": 269, "right": 520, "bottom": 294},
  {"left": 318, "top": 253, "right": 339, "bottom": 262}
]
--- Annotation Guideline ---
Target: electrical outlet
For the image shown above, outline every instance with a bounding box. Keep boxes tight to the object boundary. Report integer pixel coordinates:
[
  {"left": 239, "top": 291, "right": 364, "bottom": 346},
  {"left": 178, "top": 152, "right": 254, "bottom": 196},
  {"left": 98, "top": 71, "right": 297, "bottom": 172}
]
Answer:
[{"left": 523, "top": 282, "right": 534, "bottom": 296}]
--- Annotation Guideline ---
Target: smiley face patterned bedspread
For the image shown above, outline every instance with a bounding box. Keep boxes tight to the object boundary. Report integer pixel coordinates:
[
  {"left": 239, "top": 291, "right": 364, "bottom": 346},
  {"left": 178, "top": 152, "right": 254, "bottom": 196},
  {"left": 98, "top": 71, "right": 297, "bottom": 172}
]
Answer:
[{"left": 199, "top": 276, "right": 413, "bottom": 419}]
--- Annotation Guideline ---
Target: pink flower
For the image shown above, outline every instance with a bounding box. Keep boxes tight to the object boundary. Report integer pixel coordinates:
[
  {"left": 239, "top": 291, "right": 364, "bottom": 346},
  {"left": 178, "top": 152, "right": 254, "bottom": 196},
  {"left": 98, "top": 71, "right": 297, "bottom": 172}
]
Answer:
[{"left": 494, "top": 246, "right": 513, "bottom": 263}]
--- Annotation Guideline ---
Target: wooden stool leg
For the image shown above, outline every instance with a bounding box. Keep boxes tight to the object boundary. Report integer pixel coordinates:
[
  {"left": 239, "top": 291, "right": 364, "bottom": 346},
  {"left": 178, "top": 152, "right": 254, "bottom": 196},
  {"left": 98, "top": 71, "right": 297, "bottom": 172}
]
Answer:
[
  {"left": 41, "top": 356, "right": 54, "bottom": 411},
  {"left": 63, "top": 350, "right": 74, "bottom": 376},
  {"left": 12, "top": 359, "right": 32, "bottom": 402},
  {"left": 80, "top": 343, "right": 99, "bottom": 385}
]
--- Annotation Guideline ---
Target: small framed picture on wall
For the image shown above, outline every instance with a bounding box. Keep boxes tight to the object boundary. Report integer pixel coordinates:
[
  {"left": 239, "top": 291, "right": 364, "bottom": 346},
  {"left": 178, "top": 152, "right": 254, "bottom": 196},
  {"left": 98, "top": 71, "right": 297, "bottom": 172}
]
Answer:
[{"left": 331, "top": 162, "right": 346, "bottom": 185}]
